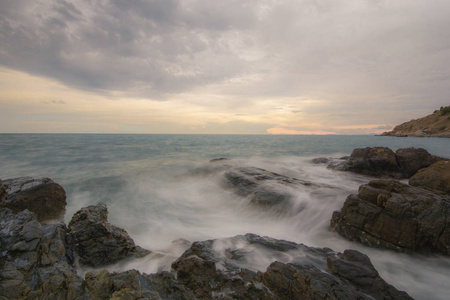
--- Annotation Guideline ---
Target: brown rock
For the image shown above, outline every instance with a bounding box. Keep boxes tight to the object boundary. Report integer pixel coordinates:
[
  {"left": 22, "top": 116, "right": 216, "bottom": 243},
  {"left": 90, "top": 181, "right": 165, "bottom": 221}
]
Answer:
[
  {"left": 409, "top": 160, "right": 450, "bottom": 194},
  {"left": 330, "top": 179, "right": 450, "bottom": 255},
  {"left": 395, "top": 147, "right": 445, "bottom": 178},
  {"left": 335, "top": 147, "right": 403, "bottom": 178}
]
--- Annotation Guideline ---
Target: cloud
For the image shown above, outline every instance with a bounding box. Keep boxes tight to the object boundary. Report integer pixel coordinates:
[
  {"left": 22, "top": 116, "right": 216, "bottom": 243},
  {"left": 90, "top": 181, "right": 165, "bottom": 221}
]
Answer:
[
  {"left": 45, "top": 100, "right": 66, "bottom": 105},
  {"left": 1, "top": 0, "right": 448, "bottom": 103},
  {"left": 373, "top": 125, "right": 392, "bottom": 130},
  {"left": 1, "top": 1, "right": 450, "bottom": 133}
]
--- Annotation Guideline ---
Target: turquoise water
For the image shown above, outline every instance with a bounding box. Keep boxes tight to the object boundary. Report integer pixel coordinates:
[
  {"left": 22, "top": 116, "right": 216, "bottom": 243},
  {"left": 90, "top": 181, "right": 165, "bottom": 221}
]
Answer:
[{"left": 1, "top": 134, "right": 449, "bottom": 299}]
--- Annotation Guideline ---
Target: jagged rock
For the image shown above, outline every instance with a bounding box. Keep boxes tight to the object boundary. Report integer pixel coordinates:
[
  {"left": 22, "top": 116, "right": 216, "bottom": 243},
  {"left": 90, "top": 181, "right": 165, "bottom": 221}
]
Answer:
[
  {"left": 0, "top": 177, "right": 66, "bottom": 222},
  {"left": 395, "top": 147, "right": 445, "bottom": 178},
  {"left": 330, "top": 147, "right": 404, "bottom": 178},
  {"left": 0, "top": 208, "right": 87, "bottom": 299},
  {"left": 172, "top": 233, "right": 412, "bottom": 300},
  {"left": 262, "top": 250, "right": 412, "bottom": 300},
  {"left": 409, "top": 160, "right": 450, "bottom": 194},
  {"left": 68, "top": 203, "right": 151, "bottom": 267},
  {"left": 330, "top": 179, "right": 450, "bottom": 255}
]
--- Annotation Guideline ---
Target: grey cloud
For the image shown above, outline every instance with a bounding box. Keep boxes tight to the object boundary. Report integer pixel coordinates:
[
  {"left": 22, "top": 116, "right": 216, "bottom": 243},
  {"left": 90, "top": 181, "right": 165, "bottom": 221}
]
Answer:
[
  {"left": 0, "top": 0, "right": 449, "bottom": 112},
  {"left": 0, "top": 0, "right": 256, "bottom": 98},
  {"left": 43, "top": 100, "right": 66, "bottom": 104}
]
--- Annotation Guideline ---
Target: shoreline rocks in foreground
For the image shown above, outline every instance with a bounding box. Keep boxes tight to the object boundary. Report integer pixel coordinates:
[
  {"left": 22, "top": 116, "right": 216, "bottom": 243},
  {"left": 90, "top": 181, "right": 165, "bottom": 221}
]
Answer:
[
  {"left": 327, "top": 146, "right": 450, "bottom": 255},
  {"left": 330, "top": 179, "right": 450, "bottom": 255},
  {"left": 0, "top": 177, "right": 413, "bottom": 299},
  {"left": 68, "top": 203, "right": 151, "bottom": 268}
]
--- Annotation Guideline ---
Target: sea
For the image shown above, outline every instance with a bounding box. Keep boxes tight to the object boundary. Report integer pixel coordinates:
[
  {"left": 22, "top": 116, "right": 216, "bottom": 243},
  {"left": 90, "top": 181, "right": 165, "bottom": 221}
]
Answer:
[{"left": 1, "top": 133, "right": 449, "bottom": 299}]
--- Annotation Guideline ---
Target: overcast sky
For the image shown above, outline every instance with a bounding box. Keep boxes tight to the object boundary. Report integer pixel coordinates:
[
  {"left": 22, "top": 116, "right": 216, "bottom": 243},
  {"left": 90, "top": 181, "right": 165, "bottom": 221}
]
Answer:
[{"left": 1, "top": 0, "right": 449, "bottom": 134}]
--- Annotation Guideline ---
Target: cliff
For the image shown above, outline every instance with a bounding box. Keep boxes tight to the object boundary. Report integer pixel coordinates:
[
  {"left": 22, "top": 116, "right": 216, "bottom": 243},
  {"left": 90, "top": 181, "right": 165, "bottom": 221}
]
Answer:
[{"left": 382, "top": 106, "right": 450, "bottom": 137}]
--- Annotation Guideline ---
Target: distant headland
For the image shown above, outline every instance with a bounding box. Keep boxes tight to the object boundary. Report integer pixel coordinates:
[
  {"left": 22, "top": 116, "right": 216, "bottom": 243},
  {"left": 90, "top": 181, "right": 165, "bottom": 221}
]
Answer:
[{"left": 382, "top": 106, "right": 450, "bottom": 138}]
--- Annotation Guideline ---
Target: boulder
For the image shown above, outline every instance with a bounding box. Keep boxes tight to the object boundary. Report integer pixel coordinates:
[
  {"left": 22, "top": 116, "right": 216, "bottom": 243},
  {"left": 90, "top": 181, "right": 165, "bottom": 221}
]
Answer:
[
  {"left": 331, "top": 147, "right": 403, "bottom": 178},
  {"left": 409, "top": 160, "right": 450, "bottom": 194},
  {"left": 327, "top": 147, "right": 447, "bottom": 179},
  {"left": 68, "top": 203, "right": 151, "bottom": 267},
  {"left": 395, "top": 147, "right": 445, "bottom": 178},
  {"left": 172, "top": 233, "right": 412, "bottom": 300},
  {"left": 0, "top": 177, "right": 66, "bottom": 222},
  {"left": 0, "top": 208, "right": 87, "bottom": 299},
  {"left": 330, "top": 179, "right": 450, "bottom": 255}
]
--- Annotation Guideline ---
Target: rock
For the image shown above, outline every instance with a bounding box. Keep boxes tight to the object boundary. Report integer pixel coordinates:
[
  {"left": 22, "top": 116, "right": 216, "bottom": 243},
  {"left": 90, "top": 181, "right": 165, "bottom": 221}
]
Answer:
[
  {"left": 395, "top": 147, "right": 445, "bottom": 178},
  {"left": 0, "top": 208, "right": 87, "bottom": 299},
  {"left": 210, "top": 157, "right": 229, "bottom": 162},
  {"left": 262, "top": 250, "right": 412, "bottom": 300},
  {"left": 222, "top": 166, "right": 312, "bottom": 210},
  {"left": 327, "top": 147, "right": 447, "bottom": 179},
  {"left": 172, "top": 233, "right": 411, "bottom": 300},
  {"left": 330, "top": 179, "right": 450, "bottom": 255},
  {"left": 311, "top": 157, "right": 330, "bottom": 164},
  {"left": 331, "top": 147, "right": 404, "bottom": 178},
  {"left": 0, "top": 177, "right": 67, "bottom": 222},
  {"left": 187, "top": 161, "right": 316, "bottom": 213},
  {"left": 68, "top": 203, "right": 151, "bottom": 267},
  {"left": 84, "top": 268, "right": 196, "bottom": 300},
  {"left": 409, "top": 160, "right": 450, "bottom": 194}
]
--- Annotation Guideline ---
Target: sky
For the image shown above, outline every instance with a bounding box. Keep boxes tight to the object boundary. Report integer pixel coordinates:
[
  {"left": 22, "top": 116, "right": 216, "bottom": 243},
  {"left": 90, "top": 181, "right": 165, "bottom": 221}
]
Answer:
[{"left": 0, "top": 0, "right": 449, "bottom": 135}]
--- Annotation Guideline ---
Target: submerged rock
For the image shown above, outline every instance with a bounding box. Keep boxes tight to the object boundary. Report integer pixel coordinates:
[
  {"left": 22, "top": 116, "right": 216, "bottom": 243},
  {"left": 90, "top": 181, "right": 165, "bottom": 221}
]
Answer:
[
  {"left": 0, "top": 177, "right": 66, "bottom": 222},
  {"left": 68, "top": 203, "right": 151, "bottom": 268},
  {"left": 311, "top": 157, "right": 330, "bottom": 164},
  {"left": 330, "top": 179, "right": 450, "bottom": 255},
  {"left": 187, "top": 161, "right": 316, "bottom": 213},
  {"left": 409, "top": 160, "right": 450, "bottom": 194}
]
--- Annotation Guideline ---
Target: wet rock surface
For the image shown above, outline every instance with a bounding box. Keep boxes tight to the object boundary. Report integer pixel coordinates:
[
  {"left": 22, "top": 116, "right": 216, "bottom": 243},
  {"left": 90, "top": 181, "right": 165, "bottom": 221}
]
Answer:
[
  {"left": 68, "top": 203, "right": 151, "bottom": 268},
  {"left": 330, "top": 179, "right": 450, "bottom": 255},
  {"left": 172, "top": 234, "right": 412, "bottom": 300},
  {"left": 0, "top": 208, "right": 86, "bottom": 299},
  {"left": 187, "top": 160, "right": 316, "bottom": 213},
  {"left": 0, "top": 177, "right": 66, "bottom": 222}
]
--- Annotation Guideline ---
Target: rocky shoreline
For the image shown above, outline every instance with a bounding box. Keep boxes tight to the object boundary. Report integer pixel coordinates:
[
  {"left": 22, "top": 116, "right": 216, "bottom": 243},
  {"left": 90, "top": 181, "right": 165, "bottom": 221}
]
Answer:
[
  {"left": 1, "top": 146, "right": 449, "bottom": 299},
  {"left": 381, "top": 106, "right": 450, "bottom": 138}
]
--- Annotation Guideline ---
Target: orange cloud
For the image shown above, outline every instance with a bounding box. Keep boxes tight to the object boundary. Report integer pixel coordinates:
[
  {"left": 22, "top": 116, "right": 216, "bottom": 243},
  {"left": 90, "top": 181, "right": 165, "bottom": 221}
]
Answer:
[{"left": 267, "top": 127, "right": 336, "bottom": 135}]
